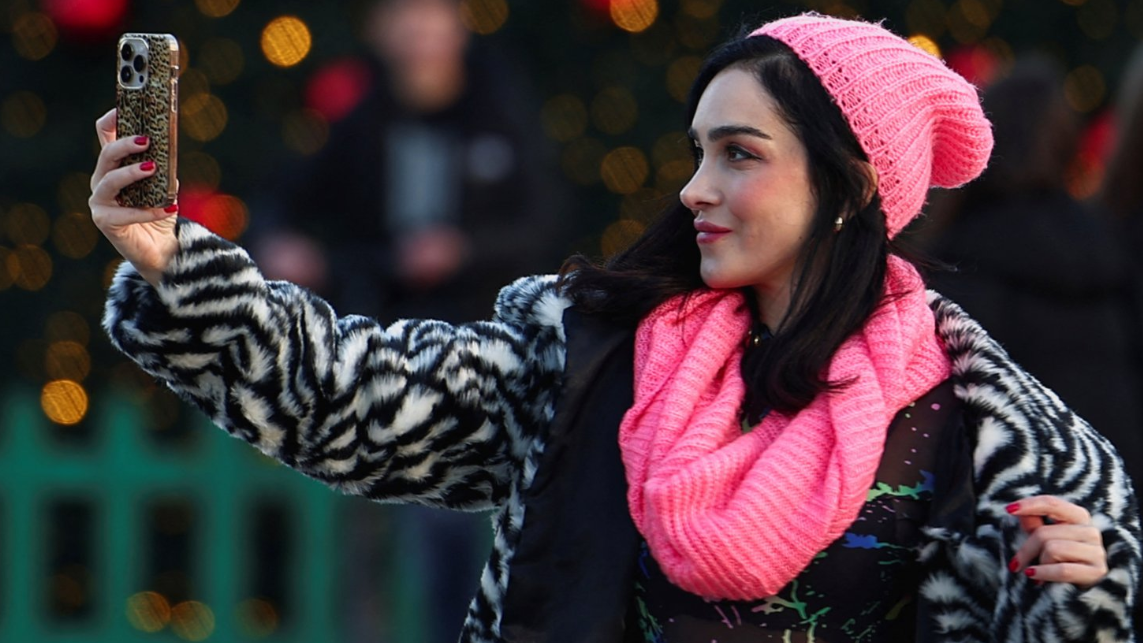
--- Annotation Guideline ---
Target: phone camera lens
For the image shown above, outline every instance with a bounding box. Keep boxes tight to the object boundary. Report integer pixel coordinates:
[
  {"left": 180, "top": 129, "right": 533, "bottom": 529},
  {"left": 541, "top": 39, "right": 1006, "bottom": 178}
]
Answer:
[
  {"left": 121, "top": 43, "right": 133, "bottom": 61},
  {"left": 120, "top": 66, "right": 132, "bottom": 83},
  {"left": 133, "top": 56, "right": 147, "bottom": 73}
]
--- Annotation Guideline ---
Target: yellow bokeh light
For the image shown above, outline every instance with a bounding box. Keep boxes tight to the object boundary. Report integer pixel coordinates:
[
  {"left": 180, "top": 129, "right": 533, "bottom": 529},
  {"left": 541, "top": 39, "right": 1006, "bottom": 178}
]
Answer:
[
  {"left": 601, "top": 219, "right": 646, "bottom": 257},
  {"left": 261, "top": 16, "right": 312, "bottom": 68},
  {"left": 460, "top": 0, "right": 509, "bottom": 35},
  {"left": 13, "top": 12, "right": 57, "bottom": 61},
  {"left": 46, "top": 311, "right": 91, "bottom": 346},
  {"left": 57, "top": 172, "right": 91, "bottom": 213},
  {"left": 281, "top": 108, "right": 329, "bottom": 156},
  {"left": 601, "top": 146, "right": 650, "bottom": 195},
  {"left": 541, "top": 94, "right": 588, "bottom": 142},
  {"left": 237, "top": 598, "right": 280, "bottom": 638},
  {"left": 195, "top": 0, "right": 240, "bottom": 18},
  {"left": 908, "top": 34, "right": 942, "bottom": 58},
  {"left": 2, "top": 90, "right": 47, "bottom": 138},
  {"left": 1078, "top": 0, "right": 1118, "bottom": 40},
  {"left": 906, "top": 0, "right": 948, "bottom": 38},
  {"left": 53, "top": 212, "right": 100, "bottom": 260},
  {"left": 182, "top": 94, "right": 229, "bottom": 142},
  {"left": 7, "top": 202, "right": 51, "bottom": 245},
  {"left": 0, "top": 248, "right": 14, "bottom": 291},
  {"left": 180, "top": 69, "right": 211, "bottom": 100},
  {"left": 13, "top": 244, "right": 52, "bottom": 290},
  {"left": 666, "top": 55, "right": 703, "bottom": 103},
  {"left": 958, "top": 0, "right": 995, "bottom": 27},
  {"left": 127, "top": 591, "right": 172, "bottom": 633},
  {"left": 170, "top": 601, "right": 216, "bottom": 642},
  {"left": 198, "top": 38, "right": 245, "bottom": 85},
  {"left": 1064, "top": 65, "right": 1106, "bottom": 112},
  {"left": 651, "top": 131, "right": 690, "bottom": 168},
  {"left": 181, "top": 151, "right": 223, "bottom": 190},
  {"left": 611, "top": 0, "right": 659, "bottom": 33},
  {"left": 561, "top": 138, "right": 608, "bottom": 186},
  {"left": 41, "top": 380, "right": 88, "bottom": 426},
  {"left": 46, "top": 341, "right": 90, "bottom": 382},
  {"left": 947, "top": 0, "right": 990, "bottom": 43},
  {"left": 656, "top": 159, "right": 694, "bottom": 192},
  {"left": 591, "top": 87, "right": 638, "bottom": 136},
  {"left": 104, "top": 258, "right": 124, "bottom": 290},
  {"left": 620, "top": 187, "right": 669, "bottom": 223}
]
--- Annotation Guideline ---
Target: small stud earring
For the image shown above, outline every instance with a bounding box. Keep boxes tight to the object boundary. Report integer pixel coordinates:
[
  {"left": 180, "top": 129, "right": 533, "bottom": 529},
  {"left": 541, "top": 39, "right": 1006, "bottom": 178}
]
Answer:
[{"left": 834, "top": 216, "right": 844, "bottom": 232}]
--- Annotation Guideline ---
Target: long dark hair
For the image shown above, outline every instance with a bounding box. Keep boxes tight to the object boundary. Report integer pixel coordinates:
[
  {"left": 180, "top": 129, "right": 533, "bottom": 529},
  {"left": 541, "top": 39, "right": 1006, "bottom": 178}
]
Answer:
[{"left": 561, "top": 29, "right": 892, "bottom": 414}]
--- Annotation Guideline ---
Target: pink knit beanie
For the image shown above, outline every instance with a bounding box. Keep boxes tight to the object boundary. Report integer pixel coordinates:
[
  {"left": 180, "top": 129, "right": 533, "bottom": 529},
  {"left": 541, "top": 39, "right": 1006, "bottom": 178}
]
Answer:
[{"left": 752, "top": 14, "right": 993, "bottom": 237}]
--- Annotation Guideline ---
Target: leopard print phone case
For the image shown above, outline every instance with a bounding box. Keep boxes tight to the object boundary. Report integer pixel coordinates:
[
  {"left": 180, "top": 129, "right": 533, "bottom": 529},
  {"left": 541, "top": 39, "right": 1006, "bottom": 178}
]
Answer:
[{"left": 116, "top": 33, "right": 179, "bottom": 209}]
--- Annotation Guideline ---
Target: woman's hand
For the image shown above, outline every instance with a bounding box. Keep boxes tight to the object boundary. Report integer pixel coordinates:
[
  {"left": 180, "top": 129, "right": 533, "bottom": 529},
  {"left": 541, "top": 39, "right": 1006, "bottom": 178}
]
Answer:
[
  {"left": 88, "top": 108, "right": 179, "bottom": 287},
  {"left": 1007, "top": 495, "right": 1108, "bottom": 587}
]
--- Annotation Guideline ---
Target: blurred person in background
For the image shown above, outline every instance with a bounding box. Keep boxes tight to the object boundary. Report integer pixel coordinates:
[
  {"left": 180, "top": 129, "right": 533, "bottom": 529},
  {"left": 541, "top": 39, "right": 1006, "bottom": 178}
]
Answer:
[
  {"left": 920, "top": 57, "right": 1143, "bottom": 505},
  {"left": 248, "top": 0, "right": 564, "bottom": 641}
]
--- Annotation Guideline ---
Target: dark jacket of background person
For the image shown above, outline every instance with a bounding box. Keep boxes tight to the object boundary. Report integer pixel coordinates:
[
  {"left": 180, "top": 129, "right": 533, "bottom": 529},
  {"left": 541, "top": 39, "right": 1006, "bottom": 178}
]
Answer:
[
  {"left": 252, "top": 46, "right": 563, "bottom": 322},
  {"left": 921, "top": 58, "right": 1143, "bottom": 500}
]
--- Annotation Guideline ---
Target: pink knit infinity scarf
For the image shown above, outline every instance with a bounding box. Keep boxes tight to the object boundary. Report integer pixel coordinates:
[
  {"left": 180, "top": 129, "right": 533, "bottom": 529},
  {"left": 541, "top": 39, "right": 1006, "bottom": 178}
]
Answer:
[{"left": 618, "top": 256, "right": 951, "bottom": 600}]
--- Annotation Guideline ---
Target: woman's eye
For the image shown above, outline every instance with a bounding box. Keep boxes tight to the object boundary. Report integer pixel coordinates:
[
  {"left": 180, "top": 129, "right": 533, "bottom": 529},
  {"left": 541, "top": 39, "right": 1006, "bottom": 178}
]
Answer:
[
  {"left": 727, "top": 145, "right": 754, "bottom": 161},
  {"left": 691, "top": 145, "right": 704, "bottom": 167}
]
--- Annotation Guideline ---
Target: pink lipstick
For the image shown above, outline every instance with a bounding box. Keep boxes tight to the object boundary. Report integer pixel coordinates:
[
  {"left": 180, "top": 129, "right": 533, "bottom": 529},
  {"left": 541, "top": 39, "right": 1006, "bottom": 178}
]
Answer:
[{"left": 695, "top": 219, "right": 731, "bottom": 244}]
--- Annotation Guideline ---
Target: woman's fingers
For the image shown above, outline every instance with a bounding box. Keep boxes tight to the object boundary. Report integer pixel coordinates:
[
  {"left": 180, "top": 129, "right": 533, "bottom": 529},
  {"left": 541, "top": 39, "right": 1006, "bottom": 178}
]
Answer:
[
  {"left": 91, "top": 159, "right": 156, "bottom": 208},
  {"left": 1006, "top": 495, "right": 1107, "bottom": 588},
  {"left": 1007, "top": 495, "right": 1092, "bottom": 529},
  {"left": 91, "top": 134, "right": 150, "bottom": 193},
  {"left": 96, "top": 108, "right": 117, "bottom": 147}
]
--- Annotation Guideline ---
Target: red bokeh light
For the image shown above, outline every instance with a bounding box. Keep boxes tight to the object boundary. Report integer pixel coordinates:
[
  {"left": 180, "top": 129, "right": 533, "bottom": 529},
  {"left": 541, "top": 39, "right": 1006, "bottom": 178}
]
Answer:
[
  {"left": 39, "top": 0, "right": 127, "bottom": 40},
  {"left": 178, "top": 185, "right": 248, "bottom": 241},
  {"left": 304, "top": 57, "right": 373, "bottom": 123},
  {"left": 946, "top": 45, "right": 1000, "bottom": 88}
]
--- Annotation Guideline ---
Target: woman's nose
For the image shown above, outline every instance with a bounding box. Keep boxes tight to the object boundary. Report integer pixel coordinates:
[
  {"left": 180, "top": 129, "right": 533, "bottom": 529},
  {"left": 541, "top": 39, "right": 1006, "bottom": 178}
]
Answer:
[{"left": 679, "top": 164, "right": 717, "bottom": 213}]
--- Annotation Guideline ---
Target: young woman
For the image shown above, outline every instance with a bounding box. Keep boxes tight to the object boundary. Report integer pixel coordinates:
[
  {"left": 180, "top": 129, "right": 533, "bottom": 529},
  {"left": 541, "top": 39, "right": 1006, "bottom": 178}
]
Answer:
[{"left": 89, "top": 13, "right": 1138, "bottom": 643}]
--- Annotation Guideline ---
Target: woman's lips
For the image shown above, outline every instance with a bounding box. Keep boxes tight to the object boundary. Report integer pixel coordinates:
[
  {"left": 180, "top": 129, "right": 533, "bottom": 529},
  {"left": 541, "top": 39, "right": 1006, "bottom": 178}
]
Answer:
[{"left": 695, "top": 220, "right": 731, "bottom": 244}]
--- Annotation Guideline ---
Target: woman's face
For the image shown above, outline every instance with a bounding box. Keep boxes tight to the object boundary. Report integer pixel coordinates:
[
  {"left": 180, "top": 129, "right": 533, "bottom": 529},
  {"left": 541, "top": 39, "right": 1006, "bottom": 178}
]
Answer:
[{"left": 681, "top": 66, "right": 817, "bottom": 318}]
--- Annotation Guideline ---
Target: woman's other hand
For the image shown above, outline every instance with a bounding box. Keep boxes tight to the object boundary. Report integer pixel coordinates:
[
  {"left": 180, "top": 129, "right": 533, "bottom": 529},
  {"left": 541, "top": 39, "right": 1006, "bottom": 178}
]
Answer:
[
  {"left": 88, "top": 108, "right": 178, "bottom": 287},
  {"left": 1006, "top": 495, "right": 1108, "bottom": 587}
]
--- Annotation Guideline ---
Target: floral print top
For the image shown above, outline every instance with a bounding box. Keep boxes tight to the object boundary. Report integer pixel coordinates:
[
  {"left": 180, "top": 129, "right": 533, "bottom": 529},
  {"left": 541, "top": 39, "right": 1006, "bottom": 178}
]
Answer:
[{"left": 633, "top": 380, "right": 962, "bottom": 643}]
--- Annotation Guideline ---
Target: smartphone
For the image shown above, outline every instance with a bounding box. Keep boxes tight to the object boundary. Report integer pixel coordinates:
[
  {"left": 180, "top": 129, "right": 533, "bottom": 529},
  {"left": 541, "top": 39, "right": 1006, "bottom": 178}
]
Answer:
[{"left": 116, "top": 33, "right": 179, "bottom": 209}]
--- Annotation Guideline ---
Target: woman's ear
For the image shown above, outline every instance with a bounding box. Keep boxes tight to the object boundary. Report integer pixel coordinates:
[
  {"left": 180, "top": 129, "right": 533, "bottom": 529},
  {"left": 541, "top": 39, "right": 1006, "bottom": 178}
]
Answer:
[{"left": 859, "top": 160, "right": 879, "bottom": 208}]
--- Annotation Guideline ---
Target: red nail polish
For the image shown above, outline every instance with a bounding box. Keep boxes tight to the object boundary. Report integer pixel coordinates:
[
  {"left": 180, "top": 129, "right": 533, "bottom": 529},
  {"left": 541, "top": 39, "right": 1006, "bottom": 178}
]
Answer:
[
  {"left": 140, "top": 161, "right": 155, "bottom": 172},
  {"left": 1008, "top": 557, "right": 1019, "bottom": 573},
  {"left": 1024, "top": 567, "right": 1036, "bottom": 578},
  {"left": 1006, "top": 503, "right": 1020, "bottom": 514},
  {"left": 134, "top": 136, "right": 148, "bottom": 145},
  {"left": 163, "top": 203, "right": 179, "bottom": 213}
]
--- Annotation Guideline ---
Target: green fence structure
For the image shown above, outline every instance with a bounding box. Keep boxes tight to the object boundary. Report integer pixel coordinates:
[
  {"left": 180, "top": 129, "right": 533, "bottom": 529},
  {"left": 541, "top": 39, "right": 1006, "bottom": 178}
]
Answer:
[{"left": 0, "top": 384, "right": 399, "bottom": 643}]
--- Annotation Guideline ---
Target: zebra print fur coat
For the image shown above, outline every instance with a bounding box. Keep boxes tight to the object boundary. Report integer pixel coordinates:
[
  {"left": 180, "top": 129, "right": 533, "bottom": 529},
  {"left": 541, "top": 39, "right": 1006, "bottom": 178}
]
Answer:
[{"left": 104, "top": 220, "right": 1140, "bottom": 642}]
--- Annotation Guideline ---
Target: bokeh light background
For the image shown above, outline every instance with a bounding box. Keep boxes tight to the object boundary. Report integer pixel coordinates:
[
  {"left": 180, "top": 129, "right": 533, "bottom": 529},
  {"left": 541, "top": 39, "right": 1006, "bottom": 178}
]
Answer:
[{"left": 0, "top": 0, "right": 1140, "bottom": 641}]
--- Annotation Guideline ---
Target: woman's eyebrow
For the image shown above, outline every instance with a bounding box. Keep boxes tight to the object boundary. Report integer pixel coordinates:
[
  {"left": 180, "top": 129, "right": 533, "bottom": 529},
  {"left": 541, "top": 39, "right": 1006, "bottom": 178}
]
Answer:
[{"left": 688, "top": 125, "right": 773, "bottom": 142}]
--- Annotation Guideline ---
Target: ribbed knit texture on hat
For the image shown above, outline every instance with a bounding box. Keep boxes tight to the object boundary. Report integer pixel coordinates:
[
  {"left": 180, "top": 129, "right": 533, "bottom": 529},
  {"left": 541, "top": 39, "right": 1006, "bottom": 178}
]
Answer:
[
  {"left": 618, "top": 256, "right": 951, "bottom": 599},
  {"left": 753, "top": 14, "right": 993, "bottom": 237}
]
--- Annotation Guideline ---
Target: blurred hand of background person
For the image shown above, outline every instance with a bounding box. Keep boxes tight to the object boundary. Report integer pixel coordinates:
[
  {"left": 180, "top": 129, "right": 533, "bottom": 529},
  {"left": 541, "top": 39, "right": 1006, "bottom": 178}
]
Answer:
[
  {"left": 252, "top": 231, "right": 329, "bottom": 292},
  {"left": 396, "top": 224, "right": 469, "bottom": 291}
]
